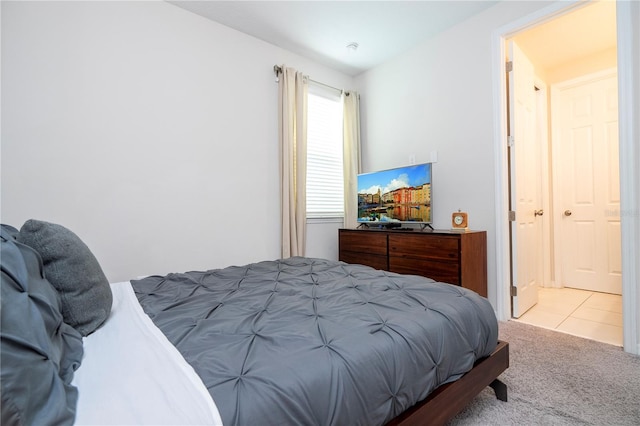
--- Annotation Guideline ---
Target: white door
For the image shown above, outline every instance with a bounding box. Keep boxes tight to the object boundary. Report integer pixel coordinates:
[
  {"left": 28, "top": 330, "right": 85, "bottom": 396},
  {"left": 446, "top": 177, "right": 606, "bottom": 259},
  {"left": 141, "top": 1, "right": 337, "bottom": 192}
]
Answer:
[
  {"left": 553, "top": 71, "right": 621, "bottom": 295},
  {"left": 508, "top": 41, "right": 542, "bottom": 317}
]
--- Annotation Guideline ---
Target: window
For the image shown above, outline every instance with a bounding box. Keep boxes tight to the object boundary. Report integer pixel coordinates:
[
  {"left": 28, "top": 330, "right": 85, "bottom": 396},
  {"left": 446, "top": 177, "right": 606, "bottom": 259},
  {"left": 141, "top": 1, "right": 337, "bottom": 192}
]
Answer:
[{"left": 306, "top": 83, "right": 344, "bottom": 219}]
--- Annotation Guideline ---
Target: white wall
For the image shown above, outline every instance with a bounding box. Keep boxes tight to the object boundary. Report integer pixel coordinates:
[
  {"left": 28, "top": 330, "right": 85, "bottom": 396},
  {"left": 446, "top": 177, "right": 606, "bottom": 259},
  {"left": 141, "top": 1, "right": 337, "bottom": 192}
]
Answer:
[
  {"left": 354, "top": 1, "right": 560, "bottom": 309},
  {"left": 1, "top": 1, "right": 353, "bottom": 282}
]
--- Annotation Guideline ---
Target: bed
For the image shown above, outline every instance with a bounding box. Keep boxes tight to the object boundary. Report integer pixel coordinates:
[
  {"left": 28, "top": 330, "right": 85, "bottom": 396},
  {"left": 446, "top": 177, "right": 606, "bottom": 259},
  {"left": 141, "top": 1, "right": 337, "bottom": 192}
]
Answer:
[{"left": 1, "top": 220, "right": 508, "bottom": 426}]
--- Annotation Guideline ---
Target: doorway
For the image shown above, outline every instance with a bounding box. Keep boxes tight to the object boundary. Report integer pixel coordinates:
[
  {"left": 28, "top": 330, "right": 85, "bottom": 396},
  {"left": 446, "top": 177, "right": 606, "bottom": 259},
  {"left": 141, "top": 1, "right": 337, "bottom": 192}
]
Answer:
[
  {"left": 505, "top": 2, "right": 620, "bottom": 340},
  {"left": 512, "top": 67, "right": 623, "bottom": 346}
]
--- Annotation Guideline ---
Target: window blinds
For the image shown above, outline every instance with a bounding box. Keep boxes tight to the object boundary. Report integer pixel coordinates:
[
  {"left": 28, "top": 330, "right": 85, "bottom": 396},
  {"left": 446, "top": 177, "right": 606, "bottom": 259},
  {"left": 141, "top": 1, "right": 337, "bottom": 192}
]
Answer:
[{"left": 307, "top": 84, "right": 344, "bottom": 218}]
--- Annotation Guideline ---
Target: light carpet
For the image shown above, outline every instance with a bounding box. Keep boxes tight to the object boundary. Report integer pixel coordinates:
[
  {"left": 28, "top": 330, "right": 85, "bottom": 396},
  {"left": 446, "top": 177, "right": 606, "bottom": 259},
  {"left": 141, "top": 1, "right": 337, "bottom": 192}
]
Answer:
[{"left": 448, "top": 320, "right": 640, "bottom": 425}]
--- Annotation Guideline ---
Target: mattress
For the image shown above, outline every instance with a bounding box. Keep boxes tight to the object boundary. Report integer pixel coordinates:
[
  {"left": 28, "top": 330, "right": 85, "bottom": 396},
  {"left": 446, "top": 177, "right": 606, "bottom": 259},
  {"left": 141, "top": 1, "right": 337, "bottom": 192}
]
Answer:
[
  {"left": 131, "top": 257, "right": 498, "bottom": 426},
  {"left": 71, "top": 281, "right": 223, "bottom": 426}
]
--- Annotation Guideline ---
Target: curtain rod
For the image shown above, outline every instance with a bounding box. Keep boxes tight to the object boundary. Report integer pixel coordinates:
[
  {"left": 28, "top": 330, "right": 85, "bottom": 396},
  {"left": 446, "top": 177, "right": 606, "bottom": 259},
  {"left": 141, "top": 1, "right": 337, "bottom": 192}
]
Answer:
[{"left": 273, "top": 64, "right": 351, "bottom": 95}]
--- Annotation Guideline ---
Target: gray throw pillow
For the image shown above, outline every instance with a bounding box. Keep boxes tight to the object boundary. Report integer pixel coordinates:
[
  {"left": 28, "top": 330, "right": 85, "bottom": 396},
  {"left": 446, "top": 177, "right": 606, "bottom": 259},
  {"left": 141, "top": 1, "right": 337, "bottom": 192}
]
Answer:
[{"left": 17, "top": 219, "right": 112, "bottom": 336}]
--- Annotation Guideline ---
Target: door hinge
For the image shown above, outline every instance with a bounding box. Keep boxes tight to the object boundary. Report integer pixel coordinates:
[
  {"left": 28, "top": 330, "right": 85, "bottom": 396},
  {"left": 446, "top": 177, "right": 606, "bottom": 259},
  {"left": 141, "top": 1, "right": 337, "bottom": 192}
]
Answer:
[
  {"left": 505, "top": 61, "right": 513, "bottom": 72},
  {"left": 508, "top": 135, "right": 515, "bottom": 147},
  {"left": 510, "top": 285, "right": 518, "bottom": 297},
  {"left": 508, "top": 211, "right": 516, "bottom": 221}
]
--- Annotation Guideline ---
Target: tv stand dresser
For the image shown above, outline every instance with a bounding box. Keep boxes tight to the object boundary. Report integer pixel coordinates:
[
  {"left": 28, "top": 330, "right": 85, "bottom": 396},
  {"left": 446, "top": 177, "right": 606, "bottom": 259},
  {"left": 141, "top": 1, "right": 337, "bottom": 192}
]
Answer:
[{"left": 338, "top": 228, "right": 487, "bottom": 297}]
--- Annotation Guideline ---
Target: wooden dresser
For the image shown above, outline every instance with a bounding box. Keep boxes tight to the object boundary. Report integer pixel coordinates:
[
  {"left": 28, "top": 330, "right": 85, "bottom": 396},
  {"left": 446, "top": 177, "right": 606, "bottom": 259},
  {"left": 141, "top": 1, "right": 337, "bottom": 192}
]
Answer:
[{"left": 338, "top": 228, "right": 487, "bottom": 297}]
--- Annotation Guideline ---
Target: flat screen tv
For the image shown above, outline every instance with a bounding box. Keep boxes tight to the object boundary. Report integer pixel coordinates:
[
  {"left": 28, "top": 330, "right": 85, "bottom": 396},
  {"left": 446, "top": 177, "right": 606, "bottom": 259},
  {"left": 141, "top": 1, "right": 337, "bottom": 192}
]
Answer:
[{"left": 357, "top": 162, "right": 432, "bottom": 228}]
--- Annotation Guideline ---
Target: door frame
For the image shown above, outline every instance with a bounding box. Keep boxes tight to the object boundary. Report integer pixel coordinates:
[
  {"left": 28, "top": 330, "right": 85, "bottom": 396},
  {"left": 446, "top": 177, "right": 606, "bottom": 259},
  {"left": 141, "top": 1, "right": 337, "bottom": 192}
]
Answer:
[{"left": 491, "top": 0, "right": 639, "bottom": 354}]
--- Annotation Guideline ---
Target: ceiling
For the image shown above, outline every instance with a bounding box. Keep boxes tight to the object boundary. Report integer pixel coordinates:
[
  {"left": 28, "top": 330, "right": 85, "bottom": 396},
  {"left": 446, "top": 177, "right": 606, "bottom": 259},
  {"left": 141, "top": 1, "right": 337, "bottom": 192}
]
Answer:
[
  {"left": 512, "top": 1, "right": 617, "bottom": 73},
  {"left": 168, "top": 1, "right": 498, "bottom": 76},
  {"left": 168, "top": 1, "right": 617, "bottom": 77}
]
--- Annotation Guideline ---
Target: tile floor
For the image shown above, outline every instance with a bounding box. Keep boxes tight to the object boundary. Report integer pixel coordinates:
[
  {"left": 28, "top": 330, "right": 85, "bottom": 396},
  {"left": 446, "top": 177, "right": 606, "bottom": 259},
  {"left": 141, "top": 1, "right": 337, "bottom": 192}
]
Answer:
[{"left": 514, "top": 287, "right": 623, "bottom": 346}]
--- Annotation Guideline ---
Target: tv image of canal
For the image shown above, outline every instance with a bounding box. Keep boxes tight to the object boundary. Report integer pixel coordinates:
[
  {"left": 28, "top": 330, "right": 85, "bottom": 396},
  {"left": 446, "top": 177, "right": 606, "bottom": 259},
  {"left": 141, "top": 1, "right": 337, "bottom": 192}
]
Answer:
[
  {"left": 357, "top": 163, "right": 432, "bottom": 223},
  {"left": 358, "top": 204, "right": 431, "bottom": 223}
]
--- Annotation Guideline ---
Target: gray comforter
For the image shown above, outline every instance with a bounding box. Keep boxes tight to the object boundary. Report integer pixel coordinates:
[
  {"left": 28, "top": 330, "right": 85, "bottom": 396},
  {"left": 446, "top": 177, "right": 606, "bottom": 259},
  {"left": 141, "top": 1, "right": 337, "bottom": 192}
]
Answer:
[{"left": 132, "top": 257, "right": 498, "bottom": 426}]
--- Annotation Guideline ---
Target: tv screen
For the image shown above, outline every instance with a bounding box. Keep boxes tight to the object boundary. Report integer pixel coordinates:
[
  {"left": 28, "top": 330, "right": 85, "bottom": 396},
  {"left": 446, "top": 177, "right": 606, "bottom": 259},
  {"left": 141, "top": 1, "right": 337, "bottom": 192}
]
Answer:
[{"left": 357, "top": 163, "right": 432, "bottom": 225}]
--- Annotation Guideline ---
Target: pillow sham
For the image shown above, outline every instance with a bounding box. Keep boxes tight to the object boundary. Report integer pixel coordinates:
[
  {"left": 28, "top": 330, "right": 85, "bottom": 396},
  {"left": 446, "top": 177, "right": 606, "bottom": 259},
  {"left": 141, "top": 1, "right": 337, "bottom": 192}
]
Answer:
[
  {"left": 1, "top": 223, "right": 19, "bottom": 240},
  {"left": 17, "top": 219, "right": 112, "bottom": 336},
  {"left": 1, "top": 225, "right": 84, "bottom": 426}
]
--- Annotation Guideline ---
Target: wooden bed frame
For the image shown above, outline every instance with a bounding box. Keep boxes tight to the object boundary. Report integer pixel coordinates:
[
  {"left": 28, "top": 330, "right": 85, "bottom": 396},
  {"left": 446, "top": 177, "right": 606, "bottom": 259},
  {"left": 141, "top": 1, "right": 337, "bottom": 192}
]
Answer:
[{"left": 387, "top": 340, "right": 509, "bottom": 426}]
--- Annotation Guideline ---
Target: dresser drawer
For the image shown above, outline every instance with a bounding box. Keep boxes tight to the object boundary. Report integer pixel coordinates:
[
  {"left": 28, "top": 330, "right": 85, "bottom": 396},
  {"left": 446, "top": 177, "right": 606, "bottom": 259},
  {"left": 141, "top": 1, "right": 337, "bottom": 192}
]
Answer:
[
  {"left": 388, "top": 234, "right": 459, "bottom": 262},
  {"left": 389, "top": 257, "right": 460, "bottom": 284},
  {"left": 339, "top": 231, "right": 387, "bottom": 256}
]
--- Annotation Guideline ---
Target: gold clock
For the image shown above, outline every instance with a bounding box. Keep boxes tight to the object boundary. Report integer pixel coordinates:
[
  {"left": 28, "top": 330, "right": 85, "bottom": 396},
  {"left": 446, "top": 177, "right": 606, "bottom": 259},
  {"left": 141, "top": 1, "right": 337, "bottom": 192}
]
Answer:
[{"left": 452, "top": 210, "right": 469, "bottom": 231}]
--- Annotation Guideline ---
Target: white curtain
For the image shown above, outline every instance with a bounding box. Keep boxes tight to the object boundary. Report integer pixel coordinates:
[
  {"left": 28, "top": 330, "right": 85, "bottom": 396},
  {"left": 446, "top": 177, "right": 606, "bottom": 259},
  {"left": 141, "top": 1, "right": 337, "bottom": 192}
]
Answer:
[
  {"left": 278, "top": 66, "right": 308, "bottom": 258},
  {"left": 342, "top": 91, "right": 361, "bottom": 229}
]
